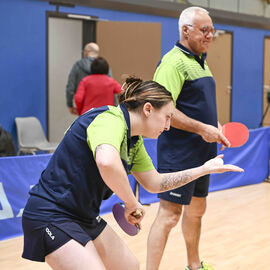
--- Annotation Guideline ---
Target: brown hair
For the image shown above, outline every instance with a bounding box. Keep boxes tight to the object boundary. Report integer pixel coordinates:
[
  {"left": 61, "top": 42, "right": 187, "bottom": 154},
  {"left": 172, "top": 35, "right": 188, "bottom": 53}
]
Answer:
[
  {"left": 118, "top": 76, "right": 173, "bottom": 111},
  {"left": 91, "top": 57, "right": 109, "bottom": 75}
]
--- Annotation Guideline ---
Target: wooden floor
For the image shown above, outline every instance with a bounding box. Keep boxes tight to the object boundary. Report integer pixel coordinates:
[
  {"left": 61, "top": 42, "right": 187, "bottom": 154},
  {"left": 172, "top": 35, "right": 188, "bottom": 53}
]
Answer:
[{"left": 1, "top": 182, "right": 270, "bottom": 270}]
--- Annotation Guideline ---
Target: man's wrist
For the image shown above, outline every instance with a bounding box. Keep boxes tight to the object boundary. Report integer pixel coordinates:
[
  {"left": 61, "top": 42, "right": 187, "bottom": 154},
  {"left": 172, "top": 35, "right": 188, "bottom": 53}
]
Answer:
[{"left": 195, "top": 122, "right": 208, "bottom": 137}]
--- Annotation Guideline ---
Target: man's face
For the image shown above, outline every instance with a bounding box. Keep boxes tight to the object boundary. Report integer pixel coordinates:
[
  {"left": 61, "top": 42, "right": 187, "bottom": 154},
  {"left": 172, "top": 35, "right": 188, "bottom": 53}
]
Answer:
[{"left": 186, "top": 11, "right": 215, "bottom": 55}]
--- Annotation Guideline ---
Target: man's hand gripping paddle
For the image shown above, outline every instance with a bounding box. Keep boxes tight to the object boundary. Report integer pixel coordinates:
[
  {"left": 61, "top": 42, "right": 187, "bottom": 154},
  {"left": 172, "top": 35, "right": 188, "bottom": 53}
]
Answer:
[
  {"left": 112, "top": 203, "right": 143, "bottom": 236},
  {"left": 222, "top": 122, "right": 249, "bottom": 147}
]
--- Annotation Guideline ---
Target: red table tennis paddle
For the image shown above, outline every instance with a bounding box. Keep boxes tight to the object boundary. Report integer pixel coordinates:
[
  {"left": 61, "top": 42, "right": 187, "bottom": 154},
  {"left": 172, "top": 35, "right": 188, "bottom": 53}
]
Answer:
[
  {"left": 112, "top": 203, "right": 142, "bottom": 236},
  {"left": 222, "top": 122, "right": 249, "bottom": 147}
]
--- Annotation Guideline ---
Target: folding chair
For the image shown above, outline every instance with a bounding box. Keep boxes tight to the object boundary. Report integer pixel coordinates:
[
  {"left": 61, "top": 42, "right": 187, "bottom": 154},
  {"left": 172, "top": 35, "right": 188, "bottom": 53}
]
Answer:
[{"left": 15, "top": 116, "right": 58, "bottom": 155}]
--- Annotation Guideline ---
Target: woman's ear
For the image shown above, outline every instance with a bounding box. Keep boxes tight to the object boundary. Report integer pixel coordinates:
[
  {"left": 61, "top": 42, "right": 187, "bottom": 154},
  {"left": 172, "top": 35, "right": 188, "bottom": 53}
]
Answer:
[{"left": 143, "top": 102, "right": 153, "bottom": 117}]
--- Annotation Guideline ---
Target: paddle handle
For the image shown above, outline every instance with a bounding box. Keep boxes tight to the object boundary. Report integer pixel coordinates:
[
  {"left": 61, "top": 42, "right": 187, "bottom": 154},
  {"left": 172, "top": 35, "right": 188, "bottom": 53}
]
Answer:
[
  {"left": 131, "top": 210, "right": 142, "bottom": 232},
  {"left": 131, "top": 208, "right": 143, "bottom": 219}
]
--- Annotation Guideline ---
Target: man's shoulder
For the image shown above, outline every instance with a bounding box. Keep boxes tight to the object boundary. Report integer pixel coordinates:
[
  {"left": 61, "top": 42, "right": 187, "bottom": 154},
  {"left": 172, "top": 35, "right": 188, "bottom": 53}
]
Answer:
[
  {"left": 161, "top": 46, "right": 187, "bottom": 68},
  {"left": 73, "top": 57, "right": 93, "bottom": 69},
  {"left": 73, "top": 58, "right": 83, "bottom": 66},
  {"left": 70, "top": 59, "right": 83, "bottom": 72}
]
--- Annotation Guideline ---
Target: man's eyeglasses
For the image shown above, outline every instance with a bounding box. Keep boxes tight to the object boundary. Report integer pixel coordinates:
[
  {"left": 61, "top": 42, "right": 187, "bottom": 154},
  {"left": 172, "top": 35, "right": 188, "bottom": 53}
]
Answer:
[{"left": 186, "top": 24, "right": 216, "bottom": 36}]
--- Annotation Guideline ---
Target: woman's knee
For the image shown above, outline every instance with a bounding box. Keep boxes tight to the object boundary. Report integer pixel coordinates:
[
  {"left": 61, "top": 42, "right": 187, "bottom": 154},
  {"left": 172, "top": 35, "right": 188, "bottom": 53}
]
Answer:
[
  {"left": 112, "top": 252, "right": 139, "bottom": 270},
  {"left": 121, "top": 249, "right": 139, "bottom": 270},
  {"left": 129, "top": 256, "right": 140, "bottom": 270}
]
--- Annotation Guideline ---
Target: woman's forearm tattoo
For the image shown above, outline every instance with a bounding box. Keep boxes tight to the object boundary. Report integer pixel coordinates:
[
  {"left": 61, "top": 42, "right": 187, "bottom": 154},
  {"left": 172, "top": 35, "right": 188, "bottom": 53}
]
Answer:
[{"left": 160, "top": 172, "right": 193, "bottom": 192}]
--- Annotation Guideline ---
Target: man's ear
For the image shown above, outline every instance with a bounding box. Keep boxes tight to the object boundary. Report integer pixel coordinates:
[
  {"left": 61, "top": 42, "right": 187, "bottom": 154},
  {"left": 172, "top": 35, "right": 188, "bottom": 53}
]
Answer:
[
  {"left": 182, "top": 25, "right": 189, "bottom": 38},
  {"left": 143, "top": 102, "right": 153, "bottom": 117}
]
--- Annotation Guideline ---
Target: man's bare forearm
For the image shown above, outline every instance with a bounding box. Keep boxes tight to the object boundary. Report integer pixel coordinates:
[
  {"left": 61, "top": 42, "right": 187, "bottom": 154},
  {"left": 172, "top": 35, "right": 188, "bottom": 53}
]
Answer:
[
  {"left": 170, "top": 108, "right": 205, "bottom": 134},
  {"left": 171, "top": 108, "right": 227, "bottom": 144}
]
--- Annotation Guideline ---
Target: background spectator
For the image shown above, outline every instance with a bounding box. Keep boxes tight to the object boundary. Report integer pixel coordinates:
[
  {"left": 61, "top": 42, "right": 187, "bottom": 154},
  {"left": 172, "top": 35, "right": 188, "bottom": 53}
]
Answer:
[
  {"left": 66, "top": 42, "right": 113, "bottom": 115},
  {"left": 74, "top": 57, "right": 122, "bottom": 115}
]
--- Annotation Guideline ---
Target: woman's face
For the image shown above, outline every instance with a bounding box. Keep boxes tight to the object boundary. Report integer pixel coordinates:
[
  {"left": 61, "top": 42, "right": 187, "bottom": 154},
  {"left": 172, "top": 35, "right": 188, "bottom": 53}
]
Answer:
[{"left": 143, "top": 101, "right": 174, "bottom": 139}]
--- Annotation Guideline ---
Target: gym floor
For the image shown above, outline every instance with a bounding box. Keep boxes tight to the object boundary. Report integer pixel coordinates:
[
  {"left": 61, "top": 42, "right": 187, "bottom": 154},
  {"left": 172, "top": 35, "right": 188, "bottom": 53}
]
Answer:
[{"left": 0, "top": 182, "right": 270, "bottom": 270}]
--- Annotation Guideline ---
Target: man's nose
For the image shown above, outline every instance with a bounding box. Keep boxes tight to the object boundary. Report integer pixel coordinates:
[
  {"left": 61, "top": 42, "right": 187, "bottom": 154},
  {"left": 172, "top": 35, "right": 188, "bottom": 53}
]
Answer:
[{"left": 206, "top": 31, "right": 214, "bottom": 39}]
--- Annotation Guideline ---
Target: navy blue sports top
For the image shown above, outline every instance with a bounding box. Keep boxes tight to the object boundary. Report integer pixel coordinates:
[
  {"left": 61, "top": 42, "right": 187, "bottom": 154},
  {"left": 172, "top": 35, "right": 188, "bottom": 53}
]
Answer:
[
  {"left": 154, "top": 42, "right": 217, "bottom": 171},
  {"left": 23, "top": 104, "right": 154, "bottom": 223}
]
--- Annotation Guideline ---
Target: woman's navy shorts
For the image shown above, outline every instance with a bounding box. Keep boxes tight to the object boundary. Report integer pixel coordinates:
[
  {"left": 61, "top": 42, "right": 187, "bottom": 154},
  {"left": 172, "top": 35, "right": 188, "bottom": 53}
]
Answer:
[{"left": 22, "top": 216, "right": 107, "bottom": 262}]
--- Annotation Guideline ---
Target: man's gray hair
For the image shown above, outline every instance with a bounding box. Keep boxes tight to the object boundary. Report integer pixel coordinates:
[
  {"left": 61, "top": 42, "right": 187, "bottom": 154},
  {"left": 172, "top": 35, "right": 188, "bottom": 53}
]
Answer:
[{"left": 178, "top": 6, "right": 209, "bottom": 37}]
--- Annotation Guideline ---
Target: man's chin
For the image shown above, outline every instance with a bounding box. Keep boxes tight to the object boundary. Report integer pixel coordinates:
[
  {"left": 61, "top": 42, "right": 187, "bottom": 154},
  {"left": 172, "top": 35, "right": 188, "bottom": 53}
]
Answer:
[{"left": 203, "top": 44, "right": 211, "bottom": 52}]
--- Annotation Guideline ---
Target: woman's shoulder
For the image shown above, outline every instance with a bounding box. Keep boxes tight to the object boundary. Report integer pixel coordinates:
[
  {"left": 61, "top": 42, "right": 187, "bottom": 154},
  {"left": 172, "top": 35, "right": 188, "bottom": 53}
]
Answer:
[{"left": 97, "top": 106, "right": 124, "bottom": 123}]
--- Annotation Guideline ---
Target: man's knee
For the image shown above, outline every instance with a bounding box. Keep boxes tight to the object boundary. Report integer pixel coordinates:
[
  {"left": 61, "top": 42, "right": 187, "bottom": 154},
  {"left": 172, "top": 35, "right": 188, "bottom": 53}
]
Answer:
[
  {"left": 184, "top": 197, "right": 207, "bottom": 218},
  {"left": 158, "top": 200, "right": 182, "bottom": 228}
]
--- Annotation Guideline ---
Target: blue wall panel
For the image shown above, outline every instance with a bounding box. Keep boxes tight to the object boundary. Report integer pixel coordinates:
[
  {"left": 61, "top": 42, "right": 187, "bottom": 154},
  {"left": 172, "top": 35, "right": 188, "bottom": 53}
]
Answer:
[
  {"left": 231, "top": 27, "right": 265, "bottom": 128},
  {"left": 0, "top": 0, "right": 54, "bottom": 147},
  {"left": 1, "top": 0, "right": 270, "bottom": 147},
  {"left": 0, "top": 0, "right": 178, "bottom": 149}
]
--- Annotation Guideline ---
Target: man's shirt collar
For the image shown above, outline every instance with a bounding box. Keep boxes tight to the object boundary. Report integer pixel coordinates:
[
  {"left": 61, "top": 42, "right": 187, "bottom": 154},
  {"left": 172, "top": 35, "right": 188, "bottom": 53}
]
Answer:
[{"left": 175, "top": 41, "right": 207, "bottom": 69}]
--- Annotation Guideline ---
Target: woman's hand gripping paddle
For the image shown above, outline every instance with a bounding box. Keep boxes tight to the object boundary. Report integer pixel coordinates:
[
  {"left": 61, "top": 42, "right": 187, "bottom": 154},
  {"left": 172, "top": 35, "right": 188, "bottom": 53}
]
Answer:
[
  {"left": 112, "top": 203, "right": 143, "bottom": 236},
  {"left": 222, "top": 122, "right": 249, "bottom": 147}
]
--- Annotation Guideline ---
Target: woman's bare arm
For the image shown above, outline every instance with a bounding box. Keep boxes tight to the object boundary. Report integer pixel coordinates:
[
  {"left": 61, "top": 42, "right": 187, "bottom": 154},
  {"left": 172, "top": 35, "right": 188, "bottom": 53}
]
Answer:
[
  {"left": 132, "top": 155, "right": 243, "bottom": 193},
  {"left": 95, "top": 144, "right": 144, "bottom": 225}
]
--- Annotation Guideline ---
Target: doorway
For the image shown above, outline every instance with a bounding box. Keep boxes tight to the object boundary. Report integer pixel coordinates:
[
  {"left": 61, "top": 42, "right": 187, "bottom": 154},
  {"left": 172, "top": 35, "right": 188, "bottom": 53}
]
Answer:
[
  {"left": 47, "top": 15, "right": 161, "bottom": 142},
  {"left": 207, "top": 31, "right": 233, "bottom": 125},
  {"left": 47, "top": 12, "right": 97, "bottom": 142},
  {"left": 262, "top": 37, "right": 270, "bottom": 126}
]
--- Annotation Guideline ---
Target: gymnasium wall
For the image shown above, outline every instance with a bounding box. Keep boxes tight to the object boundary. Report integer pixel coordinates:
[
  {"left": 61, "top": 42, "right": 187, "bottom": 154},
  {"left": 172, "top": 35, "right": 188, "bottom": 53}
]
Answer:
[{"left": 0, "top": 0, "right": 270, "bottom": 149}]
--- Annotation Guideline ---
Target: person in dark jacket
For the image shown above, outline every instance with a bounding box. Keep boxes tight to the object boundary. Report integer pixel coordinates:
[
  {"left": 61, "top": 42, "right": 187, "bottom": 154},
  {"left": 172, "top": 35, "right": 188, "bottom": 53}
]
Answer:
[{"left": 66, "top": 42, "right": 112, "bottom": 115}]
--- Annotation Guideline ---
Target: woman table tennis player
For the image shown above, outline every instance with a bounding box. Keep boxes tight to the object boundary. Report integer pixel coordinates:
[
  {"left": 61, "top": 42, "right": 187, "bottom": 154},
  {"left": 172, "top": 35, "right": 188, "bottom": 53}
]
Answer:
[{"left": 22, "top": 76, "right": 243, "bottom": 270}]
